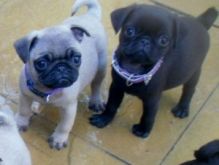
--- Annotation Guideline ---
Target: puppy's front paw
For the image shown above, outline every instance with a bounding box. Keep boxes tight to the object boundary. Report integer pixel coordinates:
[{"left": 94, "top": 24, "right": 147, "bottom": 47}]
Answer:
[
  {"left": 88, "top": 100, "right": 106, "bottom": 113},
  {"left": 132, "top": 124, "right": 149, "bottom": 138},
  {"left": 171, "top": 105, "right": 189, "bottom": 118},
  {"left": 89, "top": 114, "right": 112, "bottom": 128},
  {"left": 15, "top": 113, "right": 30, "bottom": 132},
  {"left": 48, "top": 132, "right": 68, "bottom": 150}
]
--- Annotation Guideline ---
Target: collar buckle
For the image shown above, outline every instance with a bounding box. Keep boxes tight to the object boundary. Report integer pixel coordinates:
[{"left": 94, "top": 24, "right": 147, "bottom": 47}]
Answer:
[
  {"left": 126, "top": 74, "right": 134, "bottom": 86},
  {"left": 144, "top": 74, "right": 152, "bottom": 85},
  {"left": 46, "top": 95, "right": 50, "bottom": 103}
]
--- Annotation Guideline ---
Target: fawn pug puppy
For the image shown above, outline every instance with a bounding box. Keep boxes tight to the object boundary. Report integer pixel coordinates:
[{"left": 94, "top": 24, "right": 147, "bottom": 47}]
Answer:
[
  {"left": 0, "top": 108, "right": 31, "bottom": 165},
  {"left": 90, "top": 4, "right": 218, "bottom": 138},
  {"left": 14, "top": 0, "right": 107, "bottom": 150}
]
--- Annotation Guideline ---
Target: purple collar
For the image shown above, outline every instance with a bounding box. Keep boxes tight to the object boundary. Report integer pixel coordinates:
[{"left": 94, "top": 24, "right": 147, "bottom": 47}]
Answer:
[
  {"left": 25, "top": 65, "right": 62, "bottom": 102},
  {"left": 112, "top": 53, "right": 164, "bottom": 86}
]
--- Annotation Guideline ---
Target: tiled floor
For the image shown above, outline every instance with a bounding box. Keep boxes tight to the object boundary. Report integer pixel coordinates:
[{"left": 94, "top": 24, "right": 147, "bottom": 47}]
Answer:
[{"left": 0, "top": 0, "right": 219, "bottom": 165}]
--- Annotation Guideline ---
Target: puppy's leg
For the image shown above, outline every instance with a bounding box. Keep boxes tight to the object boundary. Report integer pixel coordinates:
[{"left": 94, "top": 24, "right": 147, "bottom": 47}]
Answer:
[
  {"left": 172, "top": 69, "right": 201, "bottom": 118},
  {"left": 90, "top": 82, "right": 124, "bottom": 128},
  {"left": 48, "top": 101, "right": 77, "bottom": 150},
  {"left": 132, "top": 94, "right": 161, "bottom": 138},
  {"left": 89, "top": 49, "right": 107, "bottom": 112},
  {"left": 15, "top": 93, "right": 33, "bottom": 131}
]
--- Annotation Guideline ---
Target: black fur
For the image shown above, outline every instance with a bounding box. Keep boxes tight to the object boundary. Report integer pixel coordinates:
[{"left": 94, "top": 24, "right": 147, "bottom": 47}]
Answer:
[
  {"left": 180, "top": 140, "right": 219, "bottom": 165},
  {"left": 90, "top": 5, "right": 218, "bottom": 138}
]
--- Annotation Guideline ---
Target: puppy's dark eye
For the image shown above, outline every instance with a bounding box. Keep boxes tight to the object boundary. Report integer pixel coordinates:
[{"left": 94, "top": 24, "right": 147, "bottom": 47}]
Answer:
[
  {"left": 73, "top": 55, "right": 81, "bottom": 66},
  {"left": 34, "top": 58, "right": 48, "bottom": 71},
  {"left": 158, "top": 35, "right": 170, "bottom": 47},
  {"left": 125, "top": 26, "right": 136, "bottom": 38},
  {"left": 66, "top": 48, "right": 75, "bottom": 59}
]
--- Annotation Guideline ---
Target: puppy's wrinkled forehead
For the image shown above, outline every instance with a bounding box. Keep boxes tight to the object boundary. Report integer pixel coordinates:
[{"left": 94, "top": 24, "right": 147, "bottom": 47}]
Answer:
[
  {"left": 111, "top": 4, "right": 175, "bottom": 36},
  {"left": 126, "top": 6, "right": 174, "bottom": 34},
  {"left": 32, "top": 26, "right": 78, "bottom": 58}
]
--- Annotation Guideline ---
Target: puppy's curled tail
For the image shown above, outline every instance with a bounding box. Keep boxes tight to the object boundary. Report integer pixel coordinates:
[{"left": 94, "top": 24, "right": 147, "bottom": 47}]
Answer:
[
  {"left": 197, "top": 7, "right": 218, "bottom": 30},
  {"left": 194, "top": 140, "right": 219, "bottom": 161},
  {"left": 71, "top": 0, "right": 101, "bottom": 20}
]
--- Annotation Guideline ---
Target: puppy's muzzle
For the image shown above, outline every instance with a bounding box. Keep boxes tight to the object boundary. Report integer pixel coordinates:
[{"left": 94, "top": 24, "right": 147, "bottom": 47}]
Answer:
[
  {"left": 39, "top": 63, "right": 78, "bottom": 89},
  {"left": 122, "top": 37, "right": 151, "bottom": 57}
]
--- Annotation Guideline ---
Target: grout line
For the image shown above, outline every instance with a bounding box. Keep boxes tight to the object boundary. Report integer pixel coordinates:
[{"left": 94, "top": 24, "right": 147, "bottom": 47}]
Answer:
[
  {"left": 75, "top": 134, "right": 132, "bottom": 165},
  {"left": 150, "top": 0, "right": 219, "bottom": 28},
  {"left": 36, "top": 112, "right": 132, "bottom": 164},
  {"left": 0, "top": 93, "right": 18, "bottom": 104},
  {"left": 159, "top": 83, "right": 219, "bottom": 165},
  {"left": 67, "top": 135, "right": 74, "bottom": 165}
]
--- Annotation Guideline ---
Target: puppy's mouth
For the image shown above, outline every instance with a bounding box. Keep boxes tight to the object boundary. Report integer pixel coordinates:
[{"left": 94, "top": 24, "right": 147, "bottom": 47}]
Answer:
[
  {"left": 120, "top": 59, "right": 153, "bottom": 74},
  {"left": 116, "top": 50, "right": 154, "bottom": 74}
]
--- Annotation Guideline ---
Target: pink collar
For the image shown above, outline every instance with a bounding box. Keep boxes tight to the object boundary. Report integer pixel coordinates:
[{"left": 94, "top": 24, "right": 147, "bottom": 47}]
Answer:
[{"left": 112, "top": 53, "right": 164, "bottom": 86}]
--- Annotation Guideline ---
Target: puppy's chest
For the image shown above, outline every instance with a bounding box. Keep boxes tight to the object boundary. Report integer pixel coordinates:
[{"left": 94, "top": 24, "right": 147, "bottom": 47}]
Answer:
[
  {"left": 125, "top": 84, "right": 148, "bottom": 98},
  {"left": 113, "top": 71, "right": 148, "bottom": 97}
]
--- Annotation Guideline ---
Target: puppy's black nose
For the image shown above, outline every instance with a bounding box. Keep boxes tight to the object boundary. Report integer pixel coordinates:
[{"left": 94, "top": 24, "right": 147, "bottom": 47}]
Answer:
[
  {"left": 140, "top": 38, "right": 151, "bottom": 53},
  {"left": 58, "top": 66, "right": 66, "bottom": 72}
]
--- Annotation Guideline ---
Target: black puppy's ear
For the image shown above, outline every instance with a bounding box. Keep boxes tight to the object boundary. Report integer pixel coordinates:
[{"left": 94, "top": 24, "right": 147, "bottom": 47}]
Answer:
[
  {"left": 111, "top": 4, "right": 137, "bottom": 33},
  {"left": 71, "top": 26, "right": 91, "bottom": 43},
  {"left": 194, "top": 140, "right": 219, "bottom": 161},
  {"left": 14, "top": 31, "right": 38, "bottom": 63}
]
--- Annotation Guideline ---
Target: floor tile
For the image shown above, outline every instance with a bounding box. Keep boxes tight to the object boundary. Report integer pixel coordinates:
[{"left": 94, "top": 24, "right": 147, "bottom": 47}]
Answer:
[
  {"left": 152, "top": 0, "right": 219, "bottom": 15},
  {"left": 162, "top": 84, "right": 219, "bottom": 165}
]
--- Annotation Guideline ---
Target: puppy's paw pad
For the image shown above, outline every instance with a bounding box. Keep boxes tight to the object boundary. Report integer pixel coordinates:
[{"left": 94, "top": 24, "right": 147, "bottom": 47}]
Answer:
[
  {"left": 88, "top": 101, "right": 106, "bottom": 113},
  {"left": 89, "top": 114, "right": 112, "bottom": 128},
  {"left": 171, "top": 105, "right": 189, "bottom": 118},
  {"left": 15, "top": 113, "right": 30, "bottom": 132},
  {"left": 132, "top": 124, "right": 149, "bottom": 138},
  {"left": 48, "top": 133, "right": 68, "bottom": 150}
]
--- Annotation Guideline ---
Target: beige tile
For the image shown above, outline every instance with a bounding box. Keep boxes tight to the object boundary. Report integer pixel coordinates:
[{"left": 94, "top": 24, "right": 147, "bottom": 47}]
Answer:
[
  {"left": 152, "top": 0, "right": 219, "bottom": 15},
  {"left": 162, "top": 85, "right": 219, "bottom": 165},
  {"left": 0, "top": 0, "right": 38, "bottom": 98},
  {"left": 0, "top": 0, "right": 219, "bottom": 165},
  {"left": 69, "top": 138, "right": 126, "bottom": 165},
  {"left": 21, "top": 115, "right": 124, "bottom": 165},
  {"left": 0, "top": 0, "right": 7, "bottom": 7}
]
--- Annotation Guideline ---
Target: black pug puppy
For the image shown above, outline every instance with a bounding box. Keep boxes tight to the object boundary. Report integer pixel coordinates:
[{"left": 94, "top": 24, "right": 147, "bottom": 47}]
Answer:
[
  {"left": 90, "top": 4, "right": 218, "bottom": 138},
  {"left": 180, "top": 140, "right": 219, "bottom": 165}
]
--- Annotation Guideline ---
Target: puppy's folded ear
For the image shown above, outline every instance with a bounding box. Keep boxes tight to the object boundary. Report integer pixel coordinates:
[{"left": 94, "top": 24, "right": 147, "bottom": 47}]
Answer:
[
  {"left": 14, "top": 31, "right": 38, "bottom": 63},
  {"left": 71, "top": 26, "right": 91, "bottom": 43},
  {"left": 111, "top": 4, "right": 137, "bottom": 33}
]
